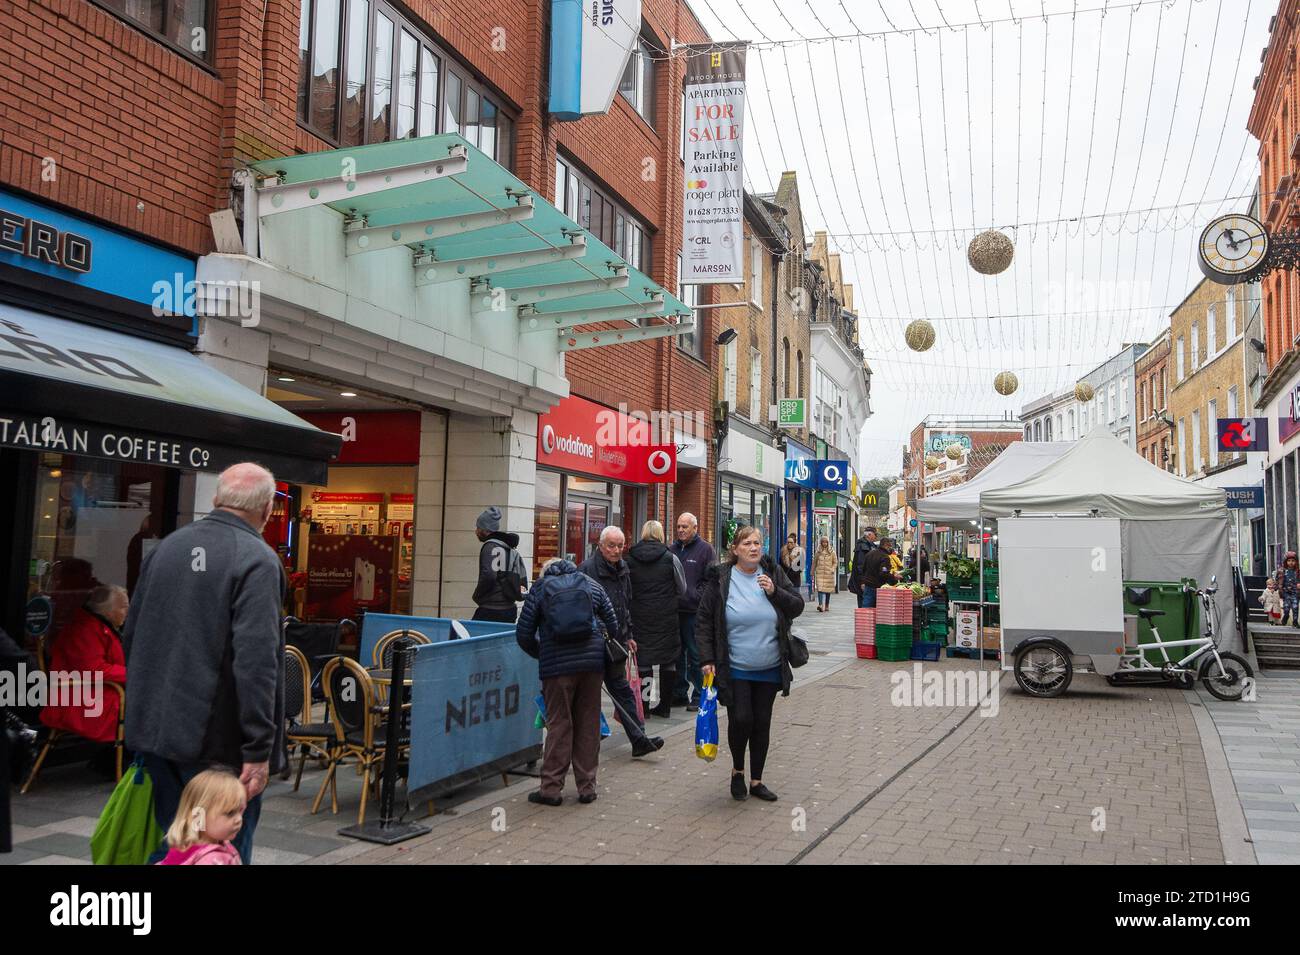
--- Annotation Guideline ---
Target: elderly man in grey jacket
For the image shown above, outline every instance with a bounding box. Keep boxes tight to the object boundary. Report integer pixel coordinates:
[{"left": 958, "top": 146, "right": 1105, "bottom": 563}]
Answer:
[{"left": 124, "top": 462, "right": 285, "bottom": 865}]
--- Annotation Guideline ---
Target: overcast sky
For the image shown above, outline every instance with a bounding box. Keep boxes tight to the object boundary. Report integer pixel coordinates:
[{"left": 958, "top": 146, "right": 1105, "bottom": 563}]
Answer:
[{"left": 686, "top": 0, "right": 1274, "bottom": 477}]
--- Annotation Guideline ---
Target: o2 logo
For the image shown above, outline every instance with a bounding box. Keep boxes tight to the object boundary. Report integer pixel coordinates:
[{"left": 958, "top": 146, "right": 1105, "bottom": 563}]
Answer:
[{"left": 647, "top": 449, "right": 672, "bottom": 476}]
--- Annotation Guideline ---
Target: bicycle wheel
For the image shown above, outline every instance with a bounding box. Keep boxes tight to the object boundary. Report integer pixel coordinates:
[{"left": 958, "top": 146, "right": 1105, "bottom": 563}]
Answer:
[
  {"left": 1014, "top": 644, "right": 1072, "bottom": 698},
  {"left": 1200, "top": 652, "right": 1254, "bottom": 702}
]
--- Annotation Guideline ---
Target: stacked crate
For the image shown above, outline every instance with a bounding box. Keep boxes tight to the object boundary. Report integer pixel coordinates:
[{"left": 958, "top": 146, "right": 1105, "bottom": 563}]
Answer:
[
  {"left": 854, "top": 607, "right": 876, "bottom": 659},
  {"left": 874, "top": 588, "right": 914, "bottom": 662}
]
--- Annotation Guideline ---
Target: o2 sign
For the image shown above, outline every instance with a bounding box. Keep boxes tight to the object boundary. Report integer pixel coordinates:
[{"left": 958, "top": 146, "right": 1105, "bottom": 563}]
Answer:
[{"left": 815, "top": 461, "right": 850, "bottom": 491}]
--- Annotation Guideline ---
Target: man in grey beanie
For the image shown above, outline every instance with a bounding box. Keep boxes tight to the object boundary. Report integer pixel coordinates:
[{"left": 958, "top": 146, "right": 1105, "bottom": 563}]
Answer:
[{"left": 472, "top": 506, "right": 528, "bottom": 622}]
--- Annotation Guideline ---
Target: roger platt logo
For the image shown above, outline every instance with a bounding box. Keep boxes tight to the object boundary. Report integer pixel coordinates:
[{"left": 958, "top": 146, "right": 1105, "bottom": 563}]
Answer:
[{"left": 647, "top": 449, "right": 672, "bottom": 476}]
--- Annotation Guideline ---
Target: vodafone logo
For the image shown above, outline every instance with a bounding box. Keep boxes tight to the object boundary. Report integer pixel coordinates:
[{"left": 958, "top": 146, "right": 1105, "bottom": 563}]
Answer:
[
  {"left": 540, "top": 424, "right": 594, "bottom": 459},
  {"left": 647, "top": 449, "right": 673, "bottom": 475}
]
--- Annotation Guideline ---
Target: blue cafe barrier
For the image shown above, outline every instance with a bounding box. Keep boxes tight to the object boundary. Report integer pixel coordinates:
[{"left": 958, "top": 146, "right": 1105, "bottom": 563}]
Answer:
[
  {"left": 406, "top": 628, "right": 543, "bottom": 801},
  {"left": 358, "top": 612, "right": 514, "bottom": 665}
]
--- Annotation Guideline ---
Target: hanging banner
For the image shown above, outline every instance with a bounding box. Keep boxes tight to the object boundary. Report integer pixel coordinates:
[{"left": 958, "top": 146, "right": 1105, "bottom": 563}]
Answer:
[
  {"left": 682, "top": 45, "right": 746, "bottom": 284},
  {"left": 547, "top": 0, "right": 642, "bottom": 119}
]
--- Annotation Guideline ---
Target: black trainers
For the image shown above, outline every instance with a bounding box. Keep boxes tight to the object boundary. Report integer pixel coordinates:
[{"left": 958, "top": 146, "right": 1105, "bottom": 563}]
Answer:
[
  {"left": 730, "top": 773, "right": 748, "bottom": 800},
  {"left": 527, "top": 791, "right": 562, "bottom": 807},
  {"left": 749, "top": 783, "right": 778, "bottom": 802},
  {"left": 578, "top": 792, "right": 598, "bottom": 804},
  {"left": 631, "top": 736, "right": 665, "bottom": 758}
]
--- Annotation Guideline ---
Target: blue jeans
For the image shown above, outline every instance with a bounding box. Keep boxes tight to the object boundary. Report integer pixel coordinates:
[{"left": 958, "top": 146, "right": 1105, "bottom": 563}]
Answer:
[
  {"left": 675, "top": 613, "right": 702, "bottom": 704},
  {"left": 817, "top": 591, "right": 830, "bottom": 609},
  {"left": 143, "top": 753, "right": 262, "bottom": 865},
  {"left": 859, "top": 586, "right": 877, "bottom": 609}
]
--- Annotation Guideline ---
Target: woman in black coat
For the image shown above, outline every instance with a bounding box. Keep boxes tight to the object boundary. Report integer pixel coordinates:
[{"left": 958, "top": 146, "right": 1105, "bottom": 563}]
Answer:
[
  {"left": 625, "top": 520, "right": 686, "bottom": 718},
  {"left": 696, "top": 525, "right": 804, "bottom": 802}
]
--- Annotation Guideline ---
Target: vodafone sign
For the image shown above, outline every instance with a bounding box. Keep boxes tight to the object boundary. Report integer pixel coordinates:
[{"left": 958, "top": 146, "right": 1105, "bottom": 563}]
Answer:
[{"left": 537, "top": 395, "right": 677, "bottom": 484}]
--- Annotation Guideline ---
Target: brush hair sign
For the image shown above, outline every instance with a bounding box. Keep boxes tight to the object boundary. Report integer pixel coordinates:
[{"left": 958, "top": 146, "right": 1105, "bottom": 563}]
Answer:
[
  {"left": 547, "top": 0, "right": 642, "bottom": 119},
  {"left": 682, "top": 45, "right": 746, "bottom": 284}
]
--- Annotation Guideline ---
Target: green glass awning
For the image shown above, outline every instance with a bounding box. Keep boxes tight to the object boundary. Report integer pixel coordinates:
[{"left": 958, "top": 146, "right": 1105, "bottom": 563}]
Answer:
[{"left": 247, "top": 134, "right": 693, "bottom": 351}]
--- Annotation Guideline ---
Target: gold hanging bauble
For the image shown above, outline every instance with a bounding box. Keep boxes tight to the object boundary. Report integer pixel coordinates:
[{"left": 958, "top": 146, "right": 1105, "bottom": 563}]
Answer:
[
  {"left": 904, "top": 319, "right": 936, "bottom": 352},
  {"left": 924, "top": 455, "right": 940, "bottom": 470},
  {"left": 945, "top": 443, "right": 963, "bottom": 460},
  {"left": 993, "top": 371, "right": 1019, "bottom": 396},
  {"left": 1074, "top": 381, "right": 1096, "bottom": 403},
  {"left": 967, "top": 229, "right": 1015, "bottom": 275}
]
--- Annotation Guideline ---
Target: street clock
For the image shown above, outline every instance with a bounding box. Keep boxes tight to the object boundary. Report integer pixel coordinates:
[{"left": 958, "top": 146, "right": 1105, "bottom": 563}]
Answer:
[{"left": 1197, "top": 213, "right": 1269, "bottom": 284}]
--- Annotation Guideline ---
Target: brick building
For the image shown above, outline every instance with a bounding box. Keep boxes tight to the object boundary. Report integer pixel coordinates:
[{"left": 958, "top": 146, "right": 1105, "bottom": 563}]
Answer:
[
  {"left": 1135, "top": 330, "right": 1172, "bottom": 470},
  {"left": 0, "top": 0, "right": 722, "bottom": 627}
]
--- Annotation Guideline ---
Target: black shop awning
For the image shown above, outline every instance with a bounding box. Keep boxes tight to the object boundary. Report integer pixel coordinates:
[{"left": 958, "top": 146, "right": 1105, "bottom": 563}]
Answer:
[{"left": 0, "top": 304, "right": 341, "bottom": 484}]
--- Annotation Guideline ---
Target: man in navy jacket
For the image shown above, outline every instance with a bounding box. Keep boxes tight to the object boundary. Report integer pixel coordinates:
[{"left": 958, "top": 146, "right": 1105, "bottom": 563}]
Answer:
[
  {"left": 671, "top": 513, "right": 717, "bottom": 708},
  {"left": 516, "top": 559, "right": 619, "bottom": 806}
]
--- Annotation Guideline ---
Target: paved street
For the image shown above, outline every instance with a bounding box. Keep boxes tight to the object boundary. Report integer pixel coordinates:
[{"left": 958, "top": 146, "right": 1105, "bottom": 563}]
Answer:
[{"left": 9, "top": 594, "right": 1297, "bottom": 865}]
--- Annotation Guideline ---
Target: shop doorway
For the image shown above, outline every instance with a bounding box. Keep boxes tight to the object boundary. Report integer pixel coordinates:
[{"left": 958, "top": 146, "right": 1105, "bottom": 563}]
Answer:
[{"left": 564, "top": 496, "right": 609, "bottom": 564}]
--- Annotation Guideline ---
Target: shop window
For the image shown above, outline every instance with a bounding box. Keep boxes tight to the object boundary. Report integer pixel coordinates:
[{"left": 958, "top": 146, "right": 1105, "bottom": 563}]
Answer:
[
  {"left": 27, "top": 454, "right": 173, "bottom": 643},
  {"left": 96, "top": 0, "right": 213, "bottom": 64},
  {"left": 533, "top": 470, "right": 562, "bottom": 578}
]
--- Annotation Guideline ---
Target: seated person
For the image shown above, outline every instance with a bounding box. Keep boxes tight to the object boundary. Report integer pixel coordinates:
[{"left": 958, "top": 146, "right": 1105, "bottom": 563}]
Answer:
[{"left": 41, "top": 585, "right": 128, "bottom": 745}]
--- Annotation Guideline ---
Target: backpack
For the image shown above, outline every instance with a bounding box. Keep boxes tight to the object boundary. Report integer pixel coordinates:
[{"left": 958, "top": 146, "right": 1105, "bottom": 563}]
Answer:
[
  {"left": 541, "top": 573, "right": 594, "bottom": 643},
  {"left": 487, "top": 542, "right": 528, "bottom": 603}
]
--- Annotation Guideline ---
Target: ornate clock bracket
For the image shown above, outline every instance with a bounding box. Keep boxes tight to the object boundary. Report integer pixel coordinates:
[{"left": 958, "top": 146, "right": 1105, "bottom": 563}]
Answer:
[{"left": 1254, "top": 227, "right": 1300, "bottom": 280}]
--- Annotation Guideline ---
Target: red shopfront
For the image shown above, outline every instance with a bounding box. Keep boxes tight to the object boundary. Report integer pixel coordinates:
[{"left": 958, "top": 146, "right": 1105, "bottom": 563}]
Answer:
[
  {"left": 263, "top": 410, "right": 421, "bottom": 619},
  {"left": 534, "top": 396, "right": 676, "bottom": 574}
]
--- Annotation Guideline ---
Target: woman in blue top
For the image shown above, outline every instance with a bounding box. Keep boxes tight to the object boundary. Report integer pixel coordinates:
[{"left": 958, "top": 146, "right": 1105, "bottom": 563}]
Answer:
[{"left": 696, "top": 525, "right": 804, "bottom": 802}]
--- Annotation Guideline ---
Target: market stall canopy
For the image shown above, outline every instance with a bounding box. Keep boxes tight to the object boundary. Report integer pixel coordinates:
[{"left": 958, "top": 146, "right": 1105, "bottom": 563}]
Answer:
[
  {"left": 915, "top": 441, "right": 1073, "bottom": 524},
  {"left": 0, "top": 303, "right": 341, "bottom": 484},
  {"left": 979, "top": 428, "right": 1228, "bottom": 520},
  {"left": 246, "top": 134, "right": 693, "bottom": 352}
]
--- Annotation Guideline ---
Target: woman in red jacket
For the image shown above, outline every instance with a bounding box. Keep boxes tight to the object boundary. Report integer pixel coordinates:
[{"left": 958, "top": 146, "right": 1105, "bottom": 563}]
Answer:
[{"left": 41, "top": 585, "right": 128, "bottom": 744}]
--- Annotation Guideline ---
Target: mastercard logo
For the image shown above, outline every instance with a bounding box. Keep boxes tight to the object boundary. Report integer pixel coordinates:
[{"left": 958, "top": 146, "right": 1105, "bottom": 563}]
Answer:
[{"left": 687, "top": 179, "right": 708, "bottom": 189}]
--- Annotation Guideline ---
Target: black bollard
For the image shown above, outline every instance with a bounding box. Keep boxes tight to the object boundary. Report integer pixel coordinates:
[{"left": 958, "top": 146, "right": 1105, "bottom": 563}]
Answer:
[{"left": 338, "top": 638, "right": 431, "bottom": 844}]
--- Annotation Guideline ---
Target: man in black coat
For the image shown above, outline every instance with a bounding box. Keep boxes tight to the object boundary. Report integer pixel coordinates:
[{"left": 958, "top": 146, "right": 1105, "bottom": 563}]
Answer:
[
  {"left": 856, "top": 537, "right": 900, "bottom": 609},
  {"left": 848, "top": 528, "right": 880, "bottom": 607},
  {"left": 578, "top": 527, "right": 663, "bottom": 758}
]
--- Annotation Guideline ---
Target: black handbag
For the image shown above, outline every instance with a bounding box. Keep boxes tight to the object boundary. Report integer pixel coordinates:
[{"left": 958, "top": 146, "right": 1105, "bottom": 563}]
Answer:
[
  {"left": 604, "top": 635, "right": 629, "bottom": 666},
  {"left": 786, "top": 628, "right": 809, "bottom": 669}
]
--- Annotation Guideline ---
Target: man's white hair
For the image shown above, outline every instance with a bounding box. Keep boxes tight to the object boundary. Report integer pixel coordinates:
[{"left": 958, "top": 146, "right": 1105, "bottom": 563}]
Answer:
[
  {"left": 213, "top": 462, "right": 276, "bottom": 515},
  {"left": 676, "top": 512, "right": 698, "bottom": 527},
  {"left": 599, "top": 525, "right": 625, "bottom": 545}
]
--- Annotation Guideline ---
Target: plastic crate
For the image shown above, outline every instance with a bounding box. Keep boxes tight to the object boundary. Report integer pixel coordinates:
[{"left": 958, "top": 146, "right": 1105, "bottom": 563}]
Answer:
[
  {"left": 910, "top": 641, "right": 943, "bottom": 661},
  {"left": 855, "top": 643, "right": 877, "bottom": 659},
  {"left": 875, "top": 623, "right": 913, "bottom": 641},
  {"left": 876, "top": 644, "right": 912, "bottom": 662}
]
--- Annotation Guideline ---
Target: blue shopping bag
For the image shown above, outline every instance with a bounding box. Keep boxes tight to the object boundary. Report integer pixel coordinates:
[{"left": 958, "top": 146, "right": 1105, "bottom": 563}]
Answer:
[{"left": 695, "top": 673, "right": 719, "bottom": 762}]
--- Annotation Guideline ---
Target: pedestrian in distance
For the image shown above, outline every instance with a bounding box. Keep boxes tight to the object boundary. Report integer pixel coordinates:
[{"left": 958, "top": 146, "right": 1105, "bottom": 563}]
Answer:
[
  {"left": 124, "top": 462, "right": 284, "bottom": 865},
  {"left": 812, "top": 537, "right": 837, "bottom": 612},
  {"left": 671, "top": 512, "right": 716, "bottom": 709},
  {"left": 516, "top": 557, "right": 620, "bottom": 806},
  {"left": 578, "top": 526, "right": 664, "bottom": 758},
  {"left": 627, "top": 520, "right": 687, "bottom": 718},
  {"left": 471, "top": 506, "right": 528, "bottom": 623},
  {"left": 1260, "top": 578, "right": 1284, "bottom": 625},
  {"left": 779, "top": 534, "right": 804, "bottom": 590},
  {"left": 155, "top": 768, "right": 245, "bottom": 866},
  {"left": 1275, "top": 551, "right": 1300, "bottom": 628},
  {"left": 696, "top": 525, "right": 804, "bottom": 802},
  {"left": 854, "top": 537, "right": 900, "bottom": 610},
  {"left": 847, "top": 528, "right": 879, "bottom": 608}
]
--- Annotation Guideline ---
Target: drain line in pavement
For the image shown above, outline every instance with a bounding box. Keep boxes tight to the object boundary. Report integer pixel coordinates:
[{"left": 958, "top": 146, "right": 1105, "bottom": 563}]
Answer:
[{"left": 787, "top": 672, "right": 1005, "bottom": 865}]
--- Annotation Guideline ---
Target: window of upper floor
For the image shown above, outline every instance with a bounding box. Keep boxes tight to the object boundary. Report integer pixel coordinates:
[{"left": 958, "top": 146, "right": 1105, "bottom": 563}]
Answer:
[
  {"left": 555, "top": 155, "right": 651, "bottom": 274},
  {"left": 296, "top": 0, "right": 515, "bottom": 166},
  {"left": 619, "top": 33, "right": 658, "bottom": 127},
  {"left": 94, "top": 0, "right": 213, "bottom": 67}
]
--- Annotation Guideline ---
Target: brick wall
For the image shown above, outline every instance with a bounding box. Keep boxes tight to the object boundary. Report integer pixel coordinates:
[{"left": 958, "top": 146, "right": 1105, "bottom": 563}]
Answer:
[{"left": 1135, "top": 333, "right": 1172, "bottom": 469}]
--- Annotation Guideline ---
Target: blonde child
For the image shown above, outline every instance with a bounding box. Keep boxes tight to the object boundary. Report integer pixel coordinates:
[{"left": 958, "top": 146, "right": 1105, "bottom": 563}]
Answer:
[
  {"left": 1261, "top": 578, "right": 1284, "bottom": 625},
  {"left": 155, "top": 768, "right": 246, "bottom": 865}
]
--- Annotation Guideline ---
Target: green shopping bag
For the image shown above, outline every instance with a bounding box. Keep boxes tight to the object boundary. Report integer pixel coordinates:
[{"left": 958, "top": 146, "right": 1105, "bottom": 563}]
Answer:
[{"left": 90, "top": 756, "right": 165, "bottom": 865}]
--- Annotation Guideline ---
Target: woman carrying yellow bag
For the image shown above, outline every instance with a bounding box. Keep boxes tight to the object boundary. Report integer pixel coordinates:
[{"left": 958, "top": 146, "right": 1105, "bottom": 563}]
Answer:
[{"left": 695, "top": 526, "right": 804, "bottom": 802}]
